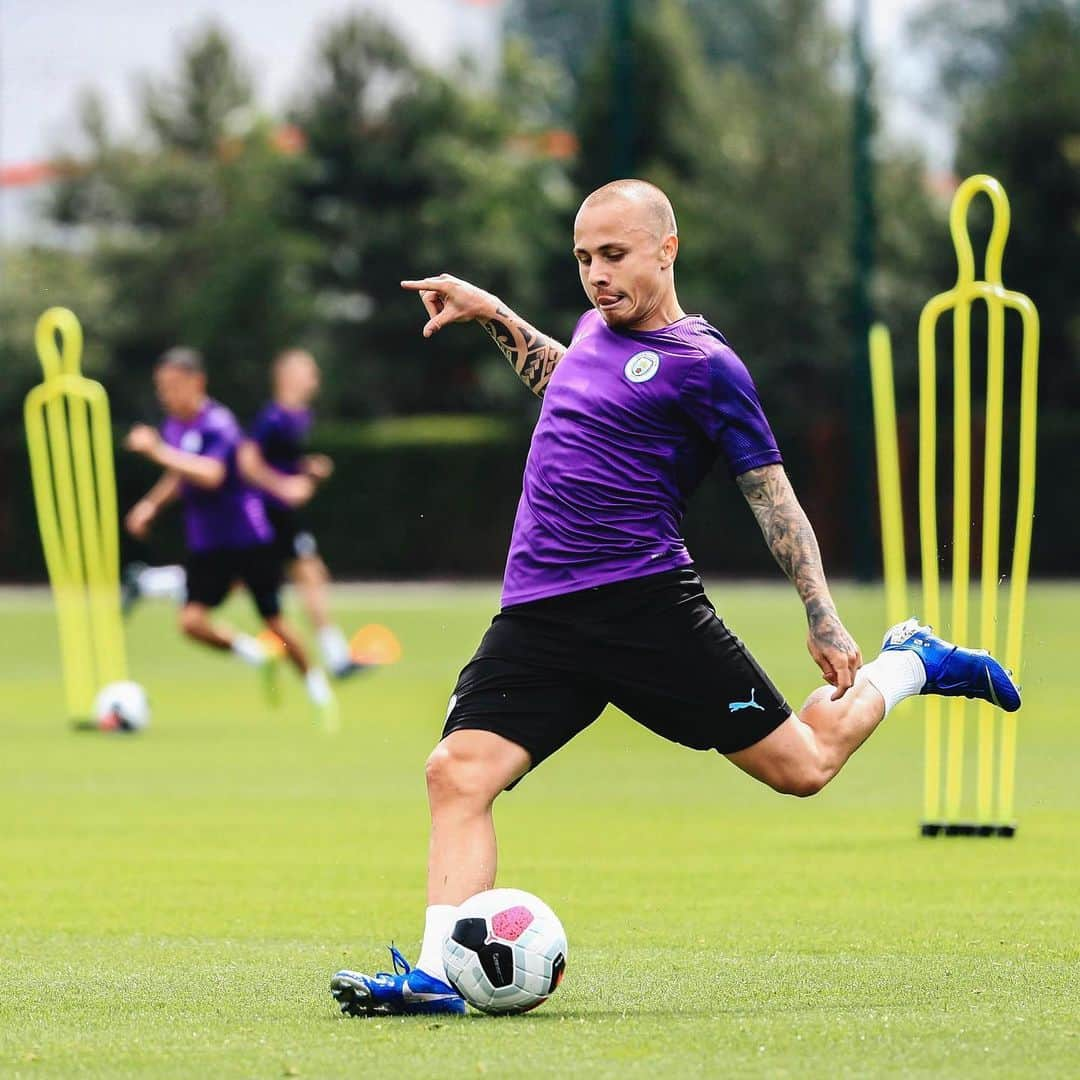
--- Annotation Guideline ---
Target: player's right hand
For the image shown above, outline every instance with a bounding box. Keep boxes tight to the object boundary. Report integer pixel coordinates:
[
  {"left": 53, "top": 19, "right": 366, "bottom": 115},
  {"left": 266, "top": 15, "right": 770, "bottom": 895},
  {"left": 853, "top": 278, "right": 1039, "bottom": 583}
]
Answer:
[
  {"left": 401, "top": 274, "right": 500, "bottom": 337},
  {"left": 807, "top": 612, "right": 863, "bottom": 700},
  {"left": 124, "top": 424, "right": 160, "bottom": 456},
  {"left": 279, "top": 474, "right": 316, "bottom": 509},
  {"left": 125, "top": 501, "right": 155, "bottom": 539},
  {"left": 302, "top": 453, "right": 334, "bottom": 482}
]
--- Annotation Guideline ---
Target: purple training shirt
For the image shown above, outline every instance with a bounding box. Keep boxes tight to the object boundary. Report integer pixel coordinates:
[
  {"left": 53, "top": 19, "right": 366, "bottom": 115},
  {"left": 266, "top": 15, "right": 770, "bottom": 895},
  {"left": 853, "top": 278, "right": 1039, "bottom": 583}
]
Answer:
[
  {"left": 501, "top": 310, "right": 782, "bottom": 608},
  {"left": 249, "top": 402, "right": 312, "bottom": 510},
  {"left": 160, "top": 399, "right": 273, "bottom": 552}
]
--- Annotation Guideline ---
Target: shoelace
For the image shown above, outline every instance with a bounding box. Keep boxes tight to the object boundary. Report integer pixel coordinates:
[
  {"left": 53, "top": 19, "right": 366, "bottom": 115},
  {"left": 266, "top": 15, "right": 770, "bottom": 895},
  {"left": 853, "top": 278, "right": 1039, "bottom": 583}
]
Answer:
[{"left": 373, "top": 943, "right": 412, "bottom": 980}]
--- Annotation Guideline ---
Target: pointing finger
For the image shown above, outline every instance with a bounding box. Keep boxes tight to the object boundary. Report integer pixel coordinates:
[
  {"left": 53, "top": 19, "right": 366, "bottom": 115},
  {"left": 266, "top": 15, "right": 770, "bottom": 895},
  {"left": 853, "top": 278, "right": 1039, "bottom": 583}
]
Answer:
[{"left": 401, "top": 278, "right": 447, "bottom": 293}]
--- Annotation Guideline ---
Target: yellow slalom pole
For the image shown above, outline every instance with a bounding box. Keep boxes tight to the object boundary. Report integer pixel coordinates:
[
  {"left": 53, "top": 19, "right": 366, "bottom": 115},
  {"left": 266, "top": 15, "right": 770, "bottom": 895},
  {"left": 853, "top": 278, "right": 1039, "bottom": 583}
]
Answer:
[
  {"left": 24, "top": 308, "right": 127, "bottom": 719},
  {"left": 977, "top": 292, "right": 1005, "bottom": 824},
  {"left": 868, "top": 323, "right": 907, "bottom": 628},
  {"left": 999, "top": 295, "right": 1039, "bottom": 824},
  {"left": 946, "top": 292, "right": 972, "bottom": 824},
  {"left": 871, "top": 174, "right": 1038, "bottom": 835},
  {"left": 917, "top": 296, "right": 944, "bottom": 825},
  {"left": 24, "top": 386, "right": 93, "bottom": 717}
]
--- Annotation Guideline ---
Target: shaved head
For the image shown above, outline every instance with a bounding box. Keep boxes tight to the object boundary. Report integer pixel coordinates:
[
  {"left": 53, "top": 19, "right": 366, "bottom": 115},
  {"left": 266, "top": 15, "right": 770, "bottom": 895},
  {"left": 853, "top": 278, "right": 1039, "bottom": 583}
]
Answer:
[
  {"left": 578, "top": 179, "right": 677, "bottom": 240},
  {"left": 572, "top": 178, "right": 684, "bottom": 331}
]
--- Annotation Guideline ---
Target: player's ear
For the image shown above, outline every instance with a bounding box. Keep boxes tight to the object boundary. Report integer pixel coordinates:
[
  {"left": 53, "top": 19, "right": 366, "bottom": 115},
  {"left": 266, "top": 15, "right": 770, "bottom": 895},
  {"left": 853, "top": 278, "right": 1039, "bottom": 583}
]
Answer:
[{"left": 660, "top": 234, "right": 678, "bottom": 270}]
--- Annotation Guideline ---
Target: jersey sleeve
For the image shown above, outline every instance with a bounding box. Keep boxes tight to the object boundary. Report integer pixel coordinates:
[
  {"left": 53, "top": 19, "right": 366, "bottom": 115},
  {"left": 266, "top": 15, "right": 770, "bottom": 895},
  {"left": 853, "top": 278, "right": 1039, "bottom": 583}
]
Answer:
[
  {"left": 200, "top": 408, "right": 240, "bottom": 462},
  {"left": 248, "top": 405, "right": 278, "bottom": 451},
  {"left": 679, "top": 343, "right": 783, "bottom": 478}
]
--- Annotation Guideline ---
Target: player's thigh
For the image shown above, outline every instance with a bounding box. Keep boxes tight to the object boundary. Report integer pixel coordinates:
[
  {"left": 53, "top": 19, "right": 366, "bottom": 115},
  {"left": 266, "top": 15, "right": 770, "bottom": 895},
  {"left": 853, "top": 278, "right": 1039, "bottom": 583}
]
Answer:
[
  {"left": 724, "top": 713, "right": 820, "bottom": 792},
  {"left": 184, "top": 552, "right": 232, "bottom": 609},
  {"left": 427, "top": 729, "right": 532, "bottom": 802},
  {"left": 607, "top": 606, "right": 790, "bottom": 755},
  {"left": 236, "top": 545, "right": 284, "bottom": 618},
  {"left": 443, "top": 615, "right": 608, "bottom": 784}
]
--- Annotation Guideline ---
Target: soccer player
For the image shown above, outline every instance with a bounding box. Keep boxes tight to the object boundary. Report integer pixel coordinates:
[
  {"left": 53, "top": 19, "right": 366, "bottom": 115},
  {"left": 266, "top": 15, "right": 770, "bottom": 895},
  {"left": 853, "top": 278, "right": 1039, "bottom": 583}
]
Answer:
[
  {"left": 330, "top": 180, "right": 1021, "bottom": 1016},
  {"left": 123, "top": 347, "right": 335, "bottom": 717},
  {"left": 239, "top": 349, "right": 362, "bottom": 679}
]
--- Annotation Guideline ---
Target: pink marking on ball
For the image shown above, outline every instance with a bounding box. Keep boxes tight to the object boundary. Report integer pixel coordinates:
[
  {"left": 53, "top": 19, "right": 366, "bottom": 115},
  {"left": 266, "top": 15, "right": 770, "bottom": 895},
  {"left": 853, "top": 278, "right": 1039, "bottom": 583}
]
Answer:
[{"left": 491, "top": 905, "right": 534, "bottom": 942}]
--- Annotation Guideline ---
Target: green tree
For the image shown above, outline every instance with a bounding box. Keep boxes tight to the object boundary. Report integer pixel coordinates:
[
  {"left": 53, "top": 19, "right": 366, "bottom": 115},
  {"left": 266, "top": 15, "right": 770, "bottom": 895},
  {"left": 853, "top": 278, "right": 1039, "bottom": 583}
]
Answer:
[
  {"left": 916, "top": 0, "right": 1080, "bottom": 406},
  {"left": 290, "top": 14, "right": 575, "bottom": 418},
  {"left": 47, "top": 25, "right": 317, "bottom": 423}
]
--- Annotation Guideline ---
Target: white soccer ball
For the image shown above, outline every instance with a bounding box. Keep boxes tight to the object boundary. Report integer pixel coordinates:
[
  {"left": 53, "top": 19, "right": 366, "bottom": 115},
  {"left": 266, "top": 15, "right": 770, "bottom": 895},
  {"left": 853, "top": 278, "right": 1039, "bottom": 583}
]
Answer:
[
  {"left": 442, "top": 888, "right": 567, "bottom": 1014},
  {"left": 93, "top": 681, "right": 151, "bottom": 732}
]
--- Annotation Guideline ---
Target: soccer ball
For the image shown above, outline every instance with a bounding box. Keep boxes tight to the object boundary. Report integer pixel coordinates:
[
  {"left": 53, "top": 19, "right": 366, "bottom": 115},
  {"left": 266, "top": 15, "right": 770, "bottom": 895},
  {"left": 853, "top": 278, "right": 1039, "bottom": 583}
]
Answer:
[
  {"left": 93, "top": 681, "right": 151, "bottom": 732},
  {"left": 442, "top": 888, "right": 567, "bottom": 1014}
]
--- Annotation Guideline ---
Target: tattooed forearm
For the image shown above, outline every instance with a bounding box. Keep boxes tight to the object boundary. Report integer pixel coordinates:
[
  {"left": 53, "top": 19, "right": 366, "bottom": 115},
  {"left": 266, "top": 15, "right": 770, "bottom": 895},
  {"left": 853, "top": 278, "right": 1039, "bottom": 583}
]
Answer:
[
  {"left": 480, "top": 306, "right": 566, "bottom": 396},
  {"left": 736, "top": 464, "right": 836, "bottom": 626}
]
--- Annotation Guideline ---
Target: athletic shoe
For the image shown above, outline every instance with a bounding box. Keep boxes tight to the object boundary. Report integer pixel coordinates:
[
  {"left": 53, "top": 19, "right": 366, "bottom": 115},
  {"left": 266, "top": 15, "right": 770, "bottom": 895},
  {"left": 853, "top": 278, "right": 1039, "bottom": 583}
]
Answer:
[
  {"left": 880, "top": 618, "right": 1021, "bottom": 712},
  {"left": 331, "top": 946, "right": 466, "bottom": 1017},
  {"left": 120, "top": 562, "right": 147, "bottom": 616},
  {"left": 330, "top": 659, "right": 369, "bottom": 681}
]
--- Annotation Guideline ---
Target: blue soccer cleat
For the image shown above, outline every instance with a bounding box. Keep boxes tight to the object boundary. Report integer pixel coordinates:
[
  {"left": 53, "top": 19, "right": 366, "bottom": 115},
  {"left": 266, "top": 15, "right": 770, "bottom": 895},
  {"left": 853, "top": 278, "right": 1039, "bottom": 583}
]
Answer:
[
  {"left": 880, "top": 618, "right": 1021, "bottom": 713},
  {"left": 331, "top": 945, "right": 466, "bottom": 1017}
]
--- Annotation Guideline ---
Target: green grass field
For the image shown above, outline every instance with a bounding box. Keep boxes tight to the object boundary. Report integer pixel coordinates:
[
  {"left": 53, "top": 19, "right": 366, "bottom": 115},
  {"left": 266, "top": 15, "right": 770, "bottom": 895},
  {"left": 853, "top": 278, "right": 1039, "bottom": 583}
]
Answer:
[{"left": 1, "top": 581, "right": 1077, "bottom": 1078}]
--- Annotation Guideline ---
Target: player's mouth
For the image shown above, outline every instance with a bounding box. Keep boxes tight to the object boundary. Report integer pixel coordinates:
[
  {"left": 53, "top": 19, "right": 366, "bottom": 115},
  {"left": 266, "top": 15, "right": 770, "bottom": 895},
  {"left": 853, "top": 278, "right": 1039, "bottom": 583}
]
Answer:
[{"left": 595, "top": 293, "right": 626, "bottom": 312}]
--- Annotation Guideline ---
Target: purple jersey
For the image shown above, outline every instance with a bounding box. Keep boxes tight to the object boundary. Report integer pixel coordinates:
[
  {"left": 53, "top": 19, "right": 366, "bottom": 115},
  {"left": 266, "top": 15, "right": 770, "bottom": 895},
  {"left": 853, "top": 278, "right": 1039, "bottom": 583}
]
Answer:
[
  {"left": 249, "top": 402, "right": 312, "bottom": 510},
  {"left": 501, "top": 310, "right": 782, "bottom": 607},
  {"left": 160, "top": 399, "right": 273, "bottom": 553}
]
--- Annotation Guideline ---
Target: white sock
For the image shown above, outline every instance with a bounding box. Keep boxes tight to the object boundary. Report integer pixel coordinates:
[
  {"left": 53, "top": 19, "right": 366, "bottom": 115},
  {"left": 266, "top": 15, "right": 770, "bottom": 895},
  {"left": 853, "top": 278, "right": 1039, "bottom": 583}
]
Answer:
[
  {"left": 317, "top": 625, "right": 351, "bottom": 671},
  {"left": 305, "top": 667, "right": 333, "bottom": 706},
  {"left": 858, "top": 649, "right": 927, "bottom": 715},
  {"left": 137, "top": 564, "right": 187, "bottom": 602},
  {"left": 231, "top": 633, "right": 268, "bottom": 667},
  {"left": 416, "top": 904, "right": 457, "bottom": 982}
]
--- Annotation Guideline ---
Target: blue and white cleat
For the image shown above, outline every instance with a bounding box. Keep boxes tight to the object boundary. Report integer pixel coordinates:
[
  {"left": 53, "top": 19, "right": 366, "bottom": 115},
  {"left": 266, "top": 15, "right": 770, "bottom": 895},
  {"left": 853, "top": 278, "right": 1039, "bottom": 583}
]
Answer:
[
  {"left": 331, "top": 945, "right": 466, "bottom": 1017},
  {"left": 880, "top": 618, "right": 1021, "bottom": 712}
]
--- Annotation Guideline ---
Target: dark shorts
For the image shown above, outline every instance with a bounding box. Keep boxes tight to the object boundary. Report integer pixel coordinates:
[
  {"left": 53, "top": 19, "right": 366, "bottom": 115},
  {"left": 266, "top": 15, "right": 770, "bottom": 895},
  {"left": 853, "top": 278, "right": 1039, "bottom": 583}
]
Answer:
[
  {"left": 266, "top": 504, "right": 319, "bottom": 563},
  {"left": 184, "top": 544, "right": 282, "bottom": 618},
  {"left": 443, "top": 568, "right": 791, "bottom": 779}
]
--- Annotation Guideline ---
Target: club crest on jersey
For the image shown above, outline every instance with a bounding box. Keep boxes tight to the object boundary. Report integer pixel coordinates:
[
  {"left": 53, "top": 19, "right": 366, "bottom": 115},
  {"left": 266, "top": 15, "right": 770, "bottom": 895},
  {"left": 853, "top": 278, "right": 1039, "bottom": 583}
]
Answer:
[
  {"left": 624, "top": 350, "right": 661, "bottom": 384},
  {"left": 180, "top": 430, "right": 203, "bottom": 453}
]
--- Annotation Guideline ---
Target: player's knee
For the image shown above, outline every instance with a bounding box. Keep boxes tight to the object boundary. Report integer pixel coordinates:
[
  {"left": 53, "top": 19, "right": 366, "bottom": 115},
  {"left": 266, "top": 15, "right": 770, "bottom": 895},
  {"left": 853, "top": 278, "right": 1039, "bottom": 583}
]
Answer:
[
  {"left": 771, "top": 765, "right": 829, "bottom": 798},
  {"left": 425, "top": 744, "right": 469, "bottom": 802},
  {"left": 178, "top": 606, "right": 206, "bottom": 638},
  {"left": 425, "top": 742, "right": 497, "bottom": 807}
]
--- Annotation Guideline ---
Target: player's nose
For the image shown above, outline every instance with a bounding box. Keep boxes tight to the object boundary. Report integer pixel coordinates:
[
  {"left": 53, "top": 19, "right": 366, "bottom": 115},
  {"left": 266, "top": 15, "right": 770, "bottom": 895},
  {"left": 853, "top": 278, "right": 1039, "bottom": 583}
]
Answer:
[{"left": 588, "top": 265, "right": 610, "bottom": 288}]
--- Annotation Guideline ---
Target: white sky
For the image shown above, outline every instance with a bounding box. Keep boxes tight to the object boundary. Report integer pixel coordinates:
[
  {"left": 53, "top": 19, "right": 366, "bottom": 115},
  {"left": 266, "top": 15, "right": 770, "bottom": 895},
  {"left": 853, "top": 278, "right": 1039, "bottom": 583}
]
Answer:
[{"left": 0, "top": 0, "right": 946, "bottom": 181}]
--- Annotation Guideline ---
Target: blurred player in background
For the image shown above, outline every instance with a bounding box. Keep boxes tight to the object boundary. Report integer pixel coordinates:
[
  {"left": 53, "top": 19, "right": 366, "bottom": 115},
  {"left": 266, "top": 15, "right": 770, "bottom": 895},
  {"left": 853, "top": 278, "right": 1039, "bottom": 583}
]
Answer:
[
  {"left": 239, "top": 349, "right": 363, "bottom": 679},
  {"left": 123, "top": 347, "right": 336, "bottom": 721}
]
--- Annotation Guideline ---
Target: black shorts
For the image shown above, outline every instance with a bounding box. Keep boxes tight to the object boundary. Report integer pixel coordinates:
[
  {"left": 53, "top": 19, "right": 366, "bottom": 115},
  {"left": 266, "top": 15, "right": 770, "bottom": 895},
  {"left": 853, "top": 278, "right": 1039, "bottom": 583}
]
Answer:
[
  {"left": 443, "top": 568, "right": 791, "bottom": 778},
  {"left": 266, "top": 504, "right": 319, "bottom": 563},
  {"left": 185, "top": 544, "right": 282, "bottom": 617}
]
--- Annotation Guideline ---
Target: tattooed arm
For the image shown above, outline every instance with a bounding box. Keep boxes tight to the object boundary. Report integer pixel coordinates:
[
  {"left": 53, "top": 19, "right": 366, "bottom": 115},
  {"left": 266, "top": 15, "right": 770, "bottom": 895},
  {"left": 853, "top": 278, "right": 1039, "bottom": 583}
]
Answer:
[
  {"left": 478, "top": 306, "right": 565, "bottom": 397},
  {"left": 401, "top": 274, "right": 566, "bottom": 396},
  {"left": 736, "top": 463, "right": 863, "bottom": 698}
]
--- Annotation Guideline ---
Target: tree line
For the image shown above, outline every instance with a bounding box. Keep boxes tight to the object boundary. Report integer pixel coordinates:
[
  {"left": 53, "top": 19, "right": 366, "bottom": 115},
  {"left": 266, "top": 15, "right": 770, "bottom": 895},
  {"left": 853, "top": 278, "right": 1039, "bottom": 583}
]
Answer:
[{"left": 0, "top": 0, "right": 1076, "bottom": 573}]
